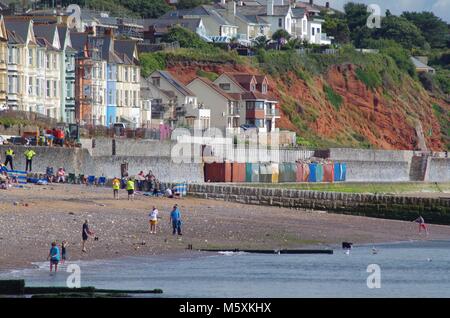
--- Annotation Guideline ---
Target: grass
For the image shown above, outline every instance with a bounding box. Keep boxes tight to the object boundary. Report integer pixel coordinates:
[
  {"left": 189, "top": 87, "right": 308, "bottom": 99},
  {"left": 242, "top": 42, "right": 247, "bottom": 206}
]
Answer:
[
  {"left": 239, "top": 182, "right": 450, "bottom": 194},
  {"left": 196, "top": 69, "right": 219, "bottom": 81},
  {"left": 323, "top": 84, "right": 343, "bottom": 110},
  {"left": 432, "top": 103, "right": 450, "bottom": 150}
]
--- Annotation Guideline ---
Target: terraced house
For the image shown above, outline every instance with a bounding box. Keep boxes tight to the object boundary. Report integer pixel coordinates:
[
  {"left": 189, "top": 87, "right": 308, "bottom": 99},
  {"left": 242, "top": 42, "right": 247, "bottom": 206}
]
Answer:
[{"left": 4, "top": 18, "right": 38, "bottom": 113}]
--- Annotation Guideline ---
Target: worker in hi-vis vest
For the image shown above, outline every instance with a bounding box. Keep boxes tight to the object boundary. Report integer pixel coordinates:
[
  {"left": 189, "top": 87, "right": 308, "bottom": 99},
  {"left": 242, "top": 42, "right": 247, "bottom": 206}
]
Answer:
[
  {"left": 24, "top": 148, "right": 36, "bottom": 172},
  {"left": 126, "top": 178, "right": 135, "bottom": 201},
  {"left": 4, "top": 148, "right": 14, "bottom": 170}
]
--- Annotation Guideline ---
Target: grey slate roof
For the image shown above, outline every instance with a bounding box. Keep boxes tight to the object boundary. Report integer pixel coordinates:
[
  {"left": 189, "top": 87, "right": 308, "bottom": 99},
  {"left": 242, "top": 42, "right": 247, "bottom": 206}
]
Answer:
[
  {"left": 156, "top": 70, "right": 196, "bottom": 97},
  {"left": 33, "top": 24, "right": 58, "bottom": 48},
  {"left": 4, "top": 19, "right": 32, "bottom": 45}
]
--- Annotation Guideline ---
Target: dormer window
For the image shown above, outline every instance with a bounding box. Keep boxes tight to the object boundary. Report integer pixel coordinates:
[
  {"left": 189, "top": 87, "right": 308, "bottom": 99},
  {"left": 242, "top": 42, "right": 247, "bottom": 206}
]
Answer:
[
  {"left": 250, "top": 83, "right": 256, "bottom": 92},
  {"left": 262, "top": 83, "right": 267, "bottom": 94}
]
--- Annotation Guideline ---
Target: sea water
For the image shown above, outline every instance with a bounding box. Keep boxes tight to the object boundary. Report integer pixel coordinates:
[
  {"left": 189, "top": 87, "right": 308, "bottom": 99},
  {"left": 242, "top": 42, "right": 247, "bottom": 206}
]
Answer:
[{"left": 1, "top": 240, "right": 450, "bottom": 298}]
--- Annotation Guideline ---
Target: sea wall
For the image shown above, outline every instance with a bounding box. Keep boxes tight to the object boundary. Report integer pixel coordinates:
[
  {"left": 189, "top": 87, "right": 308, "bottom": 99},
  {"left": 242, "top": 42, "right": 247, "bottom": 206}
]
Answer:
[
  {"left": 328, "top": 148, "right": 415, "bottom": 162},
  {"left": 0, "top": 145, "right": 203, "bottom": 182},
  {"left": 80, "top": 138, "right": 174, "bottom": 157},
  {"left": 425, "top": 158, "right": 450, "bottom": 182},
  {"left": 186, "top": 184, "right": 450, "bottom": 225},
  {"left": 344, "top": 160, "right": 411, "bottom": 182}
]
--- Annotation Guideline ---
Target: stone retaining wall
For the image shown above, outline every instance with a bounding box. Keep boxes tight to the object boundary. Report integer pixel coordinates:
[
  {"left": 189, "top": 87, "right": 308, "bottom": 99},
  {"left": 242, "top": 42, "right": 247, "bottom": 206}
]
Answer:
[{"left": 187, "top": 184, "right": 450, "bottom": 225}]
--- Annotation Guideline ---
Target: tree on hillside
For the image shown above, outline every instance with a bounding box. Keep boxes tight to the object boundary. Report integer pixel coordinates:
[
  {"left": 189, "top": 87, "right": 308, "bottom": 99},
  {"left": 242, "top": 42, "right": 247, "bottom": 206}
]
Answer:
[
  {"left": 119, "top": 0, "right": 172, "bottom": 18},
  {"left": 401, "top": 12, "right": 450, "bottom": 49},
  {"left": 162, "top": 26, "right": 211, "bottom": 49},
  {"left": 344, "top": 2, "right": 373, "bottom": 47},
  {"left": 272, "top": 29, "right": 291, "bottom": 50},
  {"left": 373, "top": 15, "right": 427, "bottom": 50},
  {"left": 176, "top": 0, "right": 212, "bottom": 9},
  {"left": 322, "top": 15, "right": 350, "bottom": 43},
  {"left": 253, "top": 35, "right": 270, "bottom": 50}
]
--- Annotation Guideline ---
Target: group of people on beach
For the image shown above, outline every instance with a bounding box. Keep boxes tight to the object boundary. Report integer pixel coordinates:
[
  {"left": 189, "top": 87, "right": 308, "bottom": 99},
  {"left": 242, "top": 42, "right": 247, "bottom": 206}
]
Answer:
[{"left": 46, "top": 204, "right": 183, "bottom": 272}]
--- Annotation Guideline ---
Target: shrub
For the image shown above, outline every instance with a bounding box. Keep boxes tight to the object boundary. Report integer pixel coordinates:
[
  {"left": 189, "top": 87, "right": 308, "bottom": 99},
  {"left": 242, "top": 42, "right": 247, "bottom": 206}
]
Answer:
[
  {"left": 196, "top": 69, "right": 219, "bottom": 81},
  {"left": 139, "top": 52, "right": 167, "bottom": 77},
  {"left": 355, "top": 67, "right": 382, "bottom": 90}
]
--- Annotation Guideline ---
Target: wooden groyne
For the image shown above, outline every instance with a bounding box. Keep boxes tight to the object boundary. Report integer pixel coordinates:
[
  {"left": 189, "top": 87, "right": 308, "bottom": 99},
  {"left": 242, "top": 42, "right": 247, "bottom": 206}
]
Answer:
[{"left": 0, "top": 280, "right": 163, "bottom": 297}]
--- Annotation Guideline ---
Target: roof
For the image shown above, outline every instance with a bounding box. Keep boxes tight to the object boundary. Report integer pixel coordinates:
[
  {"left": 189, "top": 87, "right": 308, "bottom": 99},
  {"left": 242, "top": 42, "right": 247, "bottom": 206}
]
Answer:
[
  {"left": 161, "top": 5, "right": 235, "bottom": 27},
  {"left": 291, "top": 7, "right": 306, "bottom": 18},
  {"left": 35, "top": 37, "right": 57, "bottom": 50},
  {"left": 144, "top": 18, "right": 202, "bottom": 33},
  {"left": 236, "top": 4, "right": 291, "bottom": 17},
  {"left": 114, "top": 39, "right": 138, "bottom": 65},
  {"left": 4, "top": 18, "right": 32, "bottom": 45},
  {"left": 69, "top": 32, "right": 88, "bottom": 52},
  {"left": 33, "top": 24, "right": 58, "bottom": 47},
  {"left": 154, "top": 70, "right": 196, "bottom": 97},
  {"left": 411, "top": 57, "right": 435, "bottom": 71},
  {"left": 231, "top": 73, "right": 257, "bottom": 86},
  {"left": 189, "top": 77, "right": 240, "bottom": 101},
  {"left": 241, "top": 90, "right": 276, "bottom": 101}
]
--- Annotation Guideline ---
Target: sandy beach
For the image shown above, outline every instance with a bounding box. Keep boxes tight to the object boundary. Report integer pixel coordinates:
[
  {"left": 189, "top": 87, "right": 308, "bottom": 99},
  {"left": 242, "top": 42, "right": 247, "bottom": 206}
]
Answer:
[{"left": 1, "top": 183, "right": 450, "bottom": 271}]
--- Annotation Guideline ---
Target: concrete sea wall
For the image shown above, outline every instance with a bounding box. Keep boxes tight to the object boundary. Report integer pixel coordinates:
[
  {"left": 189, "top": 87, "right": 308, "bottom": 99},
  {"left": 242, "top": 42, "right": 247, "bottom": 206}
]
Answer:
[
  {"left": 187, "top": 184, "right": 450, "bottom": 225},
  {"left": 344, "top": 160, "right": 411, "bottom": 182},
  {"left": 425, "top": 158, "right": 450, "bottom": 182}
]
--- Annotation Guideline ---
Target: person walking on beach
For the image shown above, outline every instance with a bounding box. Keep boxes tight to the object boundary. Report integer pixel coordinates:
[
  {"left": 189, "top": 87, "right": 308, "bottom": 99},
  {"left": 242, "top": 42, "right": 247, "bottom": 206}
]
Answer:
[
  {"left": 82, "top": 220, "right": 95, "bottom": 252},
  {"left": 112, "top": 177, "right": 121, "bottom": 200},
  {"left": 24, "top": 148, "right": 36, "bottom": 172},
  {"left": 4, "top": 147, "right": 14, "bottom": 170},
  {"left": 126, "top": 177, "right": 135, "bottom": 201},
  {"left": 149, "top": 206, "right": 159, "bottom": 234},
  {"left": 47, "top": 242, "right": 61, "bottom": 272},
  {"left": 61, "top": 240, "right": 68, "bottom": 264},
  {"left": 169, "top": 204, "right": 182, "bottom": 236},
  {"left": 413, "top": 216, "right": 429, "bottom": 235}
]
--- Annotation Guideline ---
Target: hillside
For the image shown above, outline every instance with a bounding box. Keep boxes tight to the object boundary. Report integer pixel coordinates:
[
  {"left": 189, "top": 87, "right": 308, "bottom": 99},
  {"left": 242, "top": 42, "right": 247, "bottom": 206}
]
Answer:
[{"left": 144, "top": 47, "right": 449, "bottom": 151}]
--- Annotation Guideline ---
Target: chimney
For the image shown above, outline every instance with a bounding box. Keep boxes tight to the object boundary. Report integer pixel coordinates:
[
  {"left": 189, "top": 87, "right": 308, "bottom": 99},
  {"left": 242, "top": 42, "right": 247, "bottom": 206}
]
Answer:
[
  {"left": 227, "top": 0, "right": 236, "bottom": 15},
  {"left": 309, "top": 0, "right": 313, "bottom": 5},
  {"left": 267, "top": 0, "right": 274, "bottom": 16},
  {"left": 326, "top": 2, "right": 329, "bottom": 8}
]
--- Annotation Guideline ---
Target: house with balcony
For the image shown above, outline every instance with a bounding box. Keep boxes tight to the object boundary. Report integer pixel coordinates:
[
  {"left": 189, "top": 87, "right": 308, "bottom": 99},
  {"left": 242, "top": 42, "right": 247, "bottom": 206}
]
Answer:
[
  {"left": 160, "top": 5, "right": 238, "bottom": 42},
  {"left": 214, "top": 72, "right": 279, "bottom": 133},
  {"left": 0, "top": 16, "right": 7, "bottom": 110},
  {"left": 187, "top": 77, "right": 239, "bottom": 134},
  {"left": 143, "top": 70, "right": 210, "bottom": 130}
]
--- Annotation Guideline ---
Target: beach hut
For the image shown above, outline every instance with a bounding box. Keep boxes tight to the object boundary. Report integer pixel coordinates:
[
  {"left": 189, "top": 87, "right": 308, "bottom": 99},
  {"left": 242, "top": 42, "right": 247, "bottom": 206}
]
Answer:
[
  {"left": 296, "top": 163, "right": 310, "bottom": 182},
  {"left": 271, "top": 163, "right": 279, "bottom": 183},
  {"left": 308, "top": 163, "right": 317, "bottom": 182},
  {"left": 259, "top": 163, "right": 272, "bottom": 183},
  {"left": 279, "top": 163, "right": 297, "bottom": 182},
  {"left": 203, "top": 162, "right": 232, "bottom": 182},
  {"left": 245, "top": 163, "right": 260, "bottom": 183},
  {"left": 231, "top": 163, "right": 246, "bottom": 182},
  {"left": 323, "top": 164, "right": 334, "bottom": 182},
  {"left": 334, "top": 163, "right": 347, "bottom": 181},
  {"left": 316, "top": 164, "right": 324, "bottom": 182}
]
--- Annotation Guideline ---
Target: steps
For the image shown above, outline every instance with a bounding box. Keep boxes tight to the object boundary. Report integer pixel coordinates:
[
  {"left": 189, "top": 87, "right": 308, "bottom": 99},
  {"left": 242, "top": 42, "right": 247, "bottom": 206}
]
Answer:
[{"left": 409, "top": 154, "right": 429, "bottom": 181}]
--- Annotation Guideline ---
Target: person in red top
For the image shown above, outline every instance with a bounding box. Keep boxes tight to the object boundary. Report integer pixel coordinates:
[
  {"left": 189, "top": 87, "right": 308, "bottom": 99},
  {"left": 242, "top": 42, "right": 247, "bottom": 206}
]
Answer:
[{"left": 413, "top": 216, "right": 429, "bottom": 235}]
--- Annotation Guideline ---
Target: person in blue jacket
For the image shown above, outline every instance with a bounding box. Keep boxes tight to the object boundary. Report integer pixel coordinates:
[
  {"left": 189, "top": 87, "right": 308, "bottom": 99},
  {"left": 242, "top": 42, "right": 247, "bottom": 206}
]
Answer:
[
  {"left": 47, "top": 242, "right": 61, "bottom": 272},
  {"left": 169, "top": 204, "right": 182, "bottom": 236}
]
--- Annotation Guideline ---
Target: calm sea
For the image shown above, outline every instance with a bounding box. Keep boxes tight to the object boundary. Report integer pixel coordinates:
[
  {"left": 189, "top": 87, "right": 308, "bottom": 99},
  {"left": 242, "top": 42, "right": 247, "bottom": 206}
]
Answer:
[{"left": 1, "top": 240, "right": 450, "bottom": 297}]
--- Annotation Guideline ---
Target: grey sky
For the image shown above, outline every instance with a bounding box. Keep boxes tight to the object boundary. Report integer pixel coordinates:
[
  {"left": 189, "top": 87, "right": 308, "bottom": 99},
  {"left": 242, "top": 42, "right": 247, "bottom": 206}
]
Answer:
[{"left": 311, "top": 0, "right": 450, "bottom": 23}]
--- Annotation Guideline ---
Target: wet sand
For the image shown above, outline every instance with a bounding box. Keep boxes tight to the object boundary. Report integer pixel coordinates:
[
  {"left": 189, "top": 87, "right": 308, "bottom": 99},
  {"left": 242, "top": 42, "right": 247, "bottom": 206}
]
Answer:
[{"left": 1, "top": 184, "right": 450, "bottom": 271}]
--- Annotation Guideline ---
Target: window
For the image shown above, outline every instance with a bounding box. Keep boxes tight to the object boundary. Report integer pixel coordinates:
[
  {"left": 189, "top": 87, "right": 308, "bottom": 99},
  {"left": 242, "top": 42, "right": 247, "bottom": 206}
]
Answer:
[
  {"left": 8, "top": 47, "right": 16, "bottom": 64},
  {"left": 250, "top": 82, "right": 256, "bottom": 92},
  {"left": 125, "top": 67, "right": 129, "bottom": 81},
  {"left": 317, "top": 28, "right": 320, "bottom": 34},
  {"left": 303, "top": 20, "right": 306, "bottom": 33},
  {"left": 108, "top": 65, "right": 113, "bottom": 80},
  {"left": 46, "top": 53, "right": 51, "bottom": 69},
  {"left": 133, "top": 91, "right": 137, "bottom": 106},
  {"left": 53, "top": 81, "right": 57, "bottom": 97},
  {"left": 8, "top": 76, "right": 15, "bottom": 94},
  {"left": 53, "top": 54, "right": 57, "bottom": 69},
  {"left": 278, "top": 18, "right": 282, "bottom": 28},
  {"left": 219, "top": 83, "right": 231, "bottom": 90},
  {"left": 28, "top": 77, "right": 33, "bottom": 95},
  {"left": 125, "top": 90, "right": 129, "bottom": 106},
  {"left": 262, "top": 83, "right": 267, "bottom": 94},
  {"left": 35, "top": 79, "right": 40, "bottom": 97},
  {"left": 312, "top": 27, "right": 315, "bottom": 36},
  {"left": 255, "top": 119, "right": 264, "bottom": 128},
  {"left": 132, "top": 68, "right": 137, "bottom": 82},
  {"left": 28, "top": 49, "right": 33, "bottom": 65},
  {"left": 46, "top": 80, "right": 51, "bottom": 97},
  {"left": 108, "top": 89, "right": 113, "bottom": 104},
  {"left": 152, "top": 77, "right": 160, "bottom": 87}
]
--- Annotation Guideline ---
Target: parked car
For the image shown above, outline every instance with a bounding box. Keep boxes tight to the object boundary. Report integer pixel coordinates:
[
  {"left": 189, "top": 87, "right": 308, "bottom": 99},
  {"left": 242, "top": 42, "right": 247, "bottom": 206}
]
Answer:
[
  {"left": 7, "top": 136, "right": 26, "bottom": 145},
  {"left": 240, "top": 124, "right": 258, "bottom": 131}
]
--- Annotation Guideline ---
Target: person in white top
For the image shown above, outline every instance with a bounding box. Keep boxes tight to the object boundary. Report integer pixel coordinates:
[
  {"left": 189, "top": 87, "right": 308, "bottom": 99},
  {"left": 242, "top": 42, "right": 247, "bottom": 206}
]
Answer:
[
  {"left": 165, "top": 187, "right": 173, "bottom": 198},
  {"left": 149, "top": 206, "right": 159, "bottom": 234}
]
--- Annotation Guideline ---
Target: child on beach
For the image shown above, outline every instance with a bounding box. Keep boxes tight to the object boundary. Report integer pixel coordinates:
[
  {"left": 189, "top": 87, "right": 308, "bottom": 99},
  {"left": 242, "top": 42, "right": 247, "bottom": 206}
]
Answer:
[
  {"left": 112, "top": 177, "right": 120, "bottom": 200},
  {"left": 149, "top": 206, "right": 159, "bottom": 234},
  {"left": 47, "top": 242, "right": 61, "bottom": 272},
  {"left": 413, "top": 216, "right": 429, "bottom": 235},
  {"left": 61, "top": 241, "right": 68, "bottom": 264}
]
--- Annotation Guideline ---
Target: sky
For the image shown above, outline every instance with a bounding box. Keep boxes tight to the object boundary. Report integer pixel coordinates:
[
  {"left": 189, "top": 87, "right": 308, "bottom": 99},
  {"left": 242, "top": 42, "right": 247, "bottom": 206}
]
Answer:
[{"left": 311, "top": 0, "right": 450, "bottom": 23}]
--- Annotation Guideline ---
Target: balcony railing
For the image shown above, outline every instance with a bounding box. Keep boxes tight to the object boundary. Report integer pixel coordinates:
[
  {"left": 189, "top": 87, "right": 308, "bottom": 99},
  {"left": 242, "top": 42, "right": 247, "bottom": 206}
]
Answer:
[
  {"left": 265, "top": 108, "right": 279, "bottom": 116},
  {"left": 228, "top": 107, "right": 240, "bottom": 116}
]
